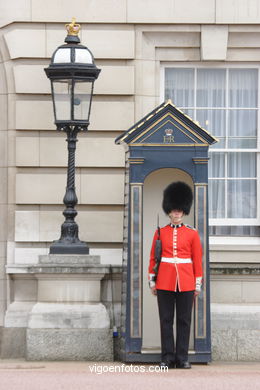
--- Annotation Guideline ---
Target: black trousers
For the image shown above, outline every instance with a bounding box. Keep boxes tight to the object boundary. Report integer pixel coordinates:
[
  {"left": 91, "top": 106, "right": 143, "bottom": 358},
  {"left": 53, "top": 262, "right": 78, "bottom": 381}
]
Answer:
[{"left": 157, "top": 288, "right": 194, "bottom": 364}]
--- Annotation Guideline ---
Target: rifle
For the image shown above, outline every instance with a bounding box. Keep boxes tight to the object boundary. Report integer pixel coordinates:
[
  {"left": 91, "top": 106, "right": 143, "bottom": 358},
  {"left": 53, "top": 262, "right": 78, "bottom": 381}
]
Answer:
[{"left": 153, "top": 214, "right": 162, "bottom": 278}]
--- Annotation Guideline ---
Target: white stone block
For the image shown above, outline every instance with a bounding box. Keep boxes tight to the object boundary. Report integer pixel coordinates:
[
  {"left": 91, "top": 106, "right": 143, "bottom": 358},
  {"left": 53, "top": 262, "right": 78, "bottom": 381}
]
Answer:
[
  {"left": 242, "top": 281, "right": 260, "bottom": 303},
  {"left": 14, "top": 247, "right": 48, "bottom": 264},
  {"left": 6, "top": 241, "right": 15, "bottom": 265},
  {"left": 31, "top": 0, "right": 127, "bottom": 23},
  {"left": 201, "top": 25, "right": 228, "bottom": 61},
  {"left": 211, "top": 279, "right": 242, "bottom": 303},
  {"left": 28, "top": 302, "right": 110, "bottom": 329},
  {"left": 227, "top": 48, "right": 260, "bottom": 61},
  {"left": 228, "top": 32, "right": 260, "bottom": 48},
  {"left": 16, "top": 136, "right": 39, "bottom": 166},
  {"left": 135, "top": 60, "right": 156, "bottom": 96},
  {"left": 39, "top": 135, "right": 67, "bottom": 166},
  {"left": 13, "top": 64, "right": 49, "bottom": 94},
  {"left": 0, "top": 78, "right": 8, "bottom": 103},
  {"left": 4, "top": 27, "right": 45, "bottom": 59},
  {"left": 36, "top": 210, "right": 123, "bottom": 243},
  {"left": 127, "top": 0, "right": 215, "bottom": 23},
  {"left": 216, "top": 0, "right": 260, "bottom": 23},
  {"left": 39, "top": 210, "right": 63, "bottom": 242},
  {"left": 89, "top": 248, "right": 122, "bottom": 265},
  {"left": 77, "top": 137, "right": 125, "bottom": 167},
  {"left": 38, "top": 135, "right": 125, "bottom": 167},
  {"left": 4, "top": 301, "right": 36, "bottom": 327},
  {"left": 211, "top": 303, "right": 260, "bottom": 330},
  {"left": 156, "top": 48, "right": 200, "bottom": 62},
  {"left": 0, "top": 0, "right": 31, "bottom": 28},
  {"left": 46, "top": 25, "right": 71, "bottom": 58},
  {"left": 81, "top": 28, "right": 135, "bottom": 59},
  {"left": 134, "top": 96, "right": 158, "bottom": 122},
  {"left": 14, "top": 64, "right": 134, "bottom": 96},
  {"left": 89, "top": 101, "right": 134, "bottom": 131},
  {"left": 14, "top": 278, "right": 37, "bottom": 302},
  {"left": 15, "top": 211, "right": 40, "bottom": 242},
  {"left": 16, "top": 100, "right": 55, "bottom": 130},
  {"left": 95, "top": 65, "right": 135, "bottom": 95},
  {"left": 16, "top": 99, "right": 134, "bottom": 132},
  {"left": 145, "top": 31, "right": 201, "bottom": 48},
  {"left": 80, "top": 172, "right": 124, "bottom": 204},
  {"left": 0, "top": 168, "right": 7, "bottom": 204},
  {"left": 16, "top": 173, "right": 81, "bottom": 204},
  {"left": 77, "top": 210, "right": 123, "bottom": 242},
  {"left": 37, "top": 279, "right": 101, "bottom": 302},
  {"left": 0, "top": 300, "right": 5, "bottom": 326},
  {"left": 0, "top": 242, "right": 6, "bottom": 258}
]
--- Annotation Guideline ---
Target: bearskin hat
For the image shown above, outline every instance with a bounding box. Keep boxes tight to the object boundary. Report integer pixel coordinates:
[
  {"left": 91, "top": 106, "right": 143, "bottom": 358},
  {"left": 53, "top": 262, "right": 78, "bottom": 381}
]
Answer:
[{"left": 162, "top": 181, "right": 193, "bottom": 215}]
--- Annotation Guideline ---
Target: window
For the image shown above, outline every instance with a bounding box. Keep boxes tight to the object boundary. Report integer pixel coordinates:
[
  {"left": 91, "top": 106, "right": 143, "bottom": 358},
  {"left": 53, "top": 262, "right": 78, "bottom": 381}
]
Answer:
[{"left": 164, "top": 66, "right": 259, "bottom": 236}]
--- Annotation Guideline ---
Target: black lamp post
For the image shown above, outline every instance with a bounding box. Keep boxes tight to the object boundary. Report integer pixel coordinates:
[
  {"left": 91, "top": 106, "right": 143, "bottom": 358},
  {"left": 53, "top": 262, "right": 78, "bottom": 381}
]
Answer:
[{"left": 44, "top": 19, "right": 101, "bottom": 254}]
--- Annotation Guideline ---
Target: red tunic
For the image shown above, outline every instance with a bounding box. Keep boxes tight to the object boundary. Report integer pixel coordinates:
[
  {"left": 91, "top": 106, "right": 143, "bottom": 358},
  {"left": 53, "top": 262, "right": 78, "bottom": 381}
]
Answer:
[{"left": 148, "top": 224, "right": 203, "bottom": 292}]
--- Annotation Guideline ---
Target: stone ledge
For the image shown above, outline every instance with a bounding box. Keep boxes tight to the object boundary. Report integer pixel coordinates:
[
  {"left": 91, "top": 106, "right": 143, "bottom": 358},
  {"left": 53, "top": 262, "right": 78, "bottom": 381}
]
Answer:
[
  {"left": 28, "top": 302, "right": 110, "bottom": 329},
  {"left": 39, "top": 254, "right": 101, "bottom": 264},
  {"left": 210, "top": 245, "right": 260, "bottom": 251},
  {"left": 210, "top": 263, "right": 260, "bottom": 275},
  {"left": 6, "top": 264, "right": 122, "bottom": 275},
  {"left": 211, "top": 303, "right": 260, "bottom": 330}
]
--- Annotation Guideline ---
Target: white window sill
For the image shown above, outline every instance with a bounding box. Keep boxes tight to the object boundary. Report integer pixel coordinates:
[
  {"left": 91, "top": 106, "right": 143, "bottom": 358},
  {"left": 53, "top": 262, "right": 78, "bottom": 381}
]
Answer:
[{"left": 209, "top": 236, "right": 260, "bottom": 247}]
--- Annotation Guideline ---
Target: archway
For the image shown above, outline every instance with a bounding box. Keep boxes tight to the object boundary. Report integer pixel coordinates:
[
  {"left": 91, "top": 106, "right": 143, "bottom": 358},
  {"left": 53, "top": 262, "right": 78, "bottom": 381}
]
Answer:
[{"left": 142, "top": 168, "right": 194, "bottom": 352}]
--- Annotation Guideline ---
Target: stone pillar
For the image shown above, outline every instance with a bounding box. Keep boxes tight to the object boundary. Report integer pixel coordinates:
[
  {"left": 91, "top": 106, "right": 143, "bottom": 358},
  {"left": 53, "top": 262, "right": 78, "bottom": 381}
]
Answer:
[{"left": 7, "top": 255, "right": 113, "bottom": 361}]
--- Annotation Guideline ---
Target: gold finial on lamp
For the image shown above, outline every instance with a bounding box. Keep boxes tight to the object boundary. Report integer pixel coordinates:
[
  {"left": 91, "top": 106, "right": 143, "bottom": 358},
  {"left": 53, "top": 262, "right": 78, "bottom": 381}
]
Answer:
[{"left": 65, "top": 18, "right": 80, "bottom": 36}]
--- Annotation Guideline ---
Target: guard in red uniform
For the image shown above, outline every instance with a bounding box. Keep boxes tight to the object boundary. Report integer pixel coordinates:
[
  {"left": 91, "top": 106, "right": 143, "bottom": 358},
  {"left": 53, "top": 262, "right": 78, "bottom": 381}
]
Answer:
[{"left": 148, "top": 181, "right": 203, "bottom": 369}]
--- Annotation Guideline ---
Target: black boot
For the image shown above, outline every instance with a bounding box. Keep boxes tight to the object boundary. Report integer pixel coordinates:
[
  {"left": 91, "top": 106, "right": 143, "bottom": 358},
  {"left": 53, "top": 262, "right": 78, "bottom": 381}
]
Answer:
[
  {"left": 176, "top": 361, "right": 191, "bottom": 369},
  {"left": 160, "top": 361, "right": 175, "bottom": 369}
]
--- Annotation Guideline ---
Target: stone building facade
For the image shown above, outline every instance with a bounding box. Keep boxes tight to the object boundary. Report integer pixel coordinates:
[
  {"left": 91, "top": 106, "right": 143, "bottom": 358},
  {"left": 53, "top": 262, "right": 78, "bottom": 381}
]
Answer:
[{"left": 0, "top": 0, "right": 260, "bottom": 360}]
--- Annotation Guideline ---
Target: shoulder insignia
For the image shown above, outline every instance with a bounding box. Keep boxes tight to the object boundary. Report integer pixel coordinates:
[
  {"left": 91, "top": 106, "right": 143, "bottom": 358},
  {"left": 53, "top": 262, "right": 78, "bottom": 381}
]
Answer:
[{"left": 185, "top": 224, "right": 196, "bottom": 231}]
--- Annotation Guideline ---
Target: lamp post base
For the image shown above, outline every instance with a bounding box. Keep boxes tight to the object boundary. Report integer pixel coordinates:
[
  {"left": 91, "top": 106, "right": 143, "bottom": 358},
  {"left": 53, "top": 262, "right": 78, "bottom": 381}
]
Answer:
[{"left": 49, "top": 240, "right": 89, "bottom": 255}]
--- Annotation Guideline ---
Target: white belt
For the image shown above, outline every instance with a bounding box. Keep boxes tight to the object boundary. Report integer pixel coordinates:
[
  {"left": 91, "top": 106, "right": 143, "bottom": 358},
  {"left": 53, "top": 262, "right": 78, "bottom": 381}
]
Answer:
[{"left": 161, "top": 257, "right": 192, "bottom": 264}]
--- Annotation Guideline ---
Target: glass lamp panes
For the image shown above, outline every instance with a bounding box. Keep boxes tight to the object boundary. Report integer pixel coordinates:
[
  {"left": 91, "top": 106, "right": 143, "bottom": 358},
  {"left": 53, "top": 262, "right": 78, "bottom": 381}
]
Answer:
[
  {"left": 73, "top": 81, "right": 93, "bottom": 121},
  {"left": 52, "top": 79, "right": 93, "bottom": 122},
  {"left": 53, "top": 48, "right": 71, "bottom": 63},
  {"left": 52, "top": 79, "right": 71, "bottom": 121},
  {"left": 75, "top": 48, "right": 93, "bottom": 64}
]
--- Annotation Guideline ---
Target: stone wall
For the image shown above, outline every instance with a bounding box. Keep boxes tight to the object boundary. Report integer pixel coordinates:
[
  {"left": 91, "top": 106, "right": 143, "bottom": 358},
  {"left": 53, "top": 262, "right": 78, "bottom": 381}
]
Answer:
[
  {"left": 0, "top": 0, "right": 260, "bottom": 360},
  {"left": 211, "top": 264, "right": 260, "bottom": 361}
]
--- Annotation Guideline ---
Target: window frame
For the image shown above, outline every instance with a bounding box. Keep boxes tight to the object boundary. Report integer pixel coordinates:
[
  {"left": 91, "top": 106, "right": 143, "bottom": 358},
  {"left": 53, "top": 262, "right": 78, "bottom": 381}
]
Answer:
[{"left": 161, "top": 62, "right": 260, "bottom": 229}]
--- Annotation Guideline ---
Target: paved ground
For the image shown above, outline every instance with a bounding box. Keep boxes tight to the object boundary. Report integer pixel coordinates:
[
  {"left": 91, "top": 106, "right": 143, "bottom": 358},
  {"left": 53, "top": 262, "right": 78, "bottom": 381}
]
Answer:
[{"left": 0, "top": 360, "right": 259, "bottom": 390}]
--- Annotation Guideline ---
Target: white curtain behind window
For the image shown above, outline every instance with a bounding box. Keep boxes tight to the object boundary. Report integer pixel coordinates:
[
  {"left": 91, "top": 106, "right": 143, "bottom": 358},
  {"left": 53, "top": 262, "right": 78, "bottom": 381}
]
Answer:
[
  {"left": 165, "top": 68, "right": 194, "bottom": 107},
  {"left": 197, "top": 69, "right": 226, "bottom": 107},
  {"left": 165, "top": 67, "right": 258, "bottom": 226}
]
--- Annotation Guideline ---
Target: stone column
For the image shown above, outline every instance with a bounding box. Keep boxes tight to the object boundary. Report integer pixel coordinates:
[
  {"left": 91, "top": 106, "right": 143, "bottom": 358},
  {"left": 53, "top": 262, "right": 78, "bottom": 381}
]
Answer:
[{"left": 7, "top": 255, "right": 113, "bottom": 361}]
